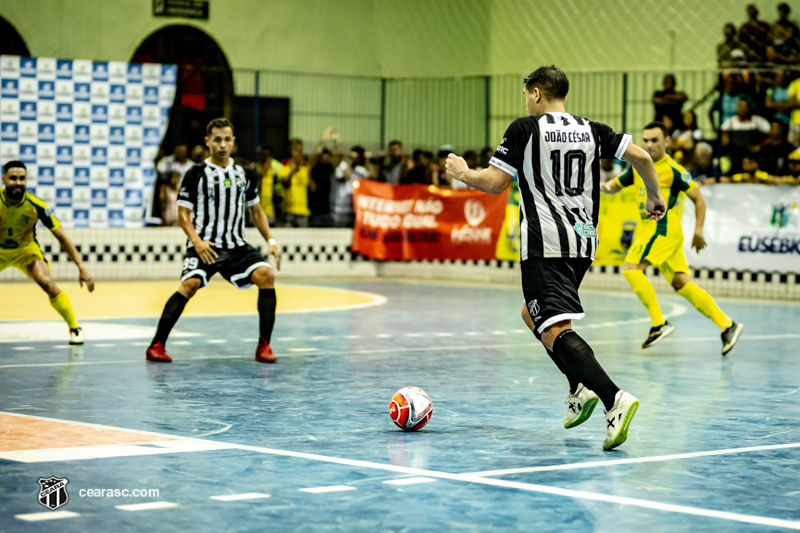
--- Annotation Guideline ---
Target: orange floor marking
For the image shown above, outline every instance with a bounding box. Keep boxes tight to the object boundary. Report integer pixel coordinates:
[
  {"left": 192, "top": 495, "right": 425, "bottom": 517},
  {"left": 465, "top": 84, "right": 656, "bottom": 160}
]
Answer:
[{"left": 0, "top": 413, "right": 176, "bottom": 452}]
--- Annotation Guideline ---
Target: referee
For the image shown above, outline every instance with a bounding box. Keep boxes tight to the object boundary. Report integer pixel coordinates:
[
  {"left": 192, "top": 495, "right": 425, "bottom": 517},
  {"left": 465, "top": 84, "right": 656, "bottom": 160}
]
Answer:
[
  {"left": 446, "top": 66, "right": 666, "bottom": 450},
  {"left": 146, "top": 118, "right": 282, "bottom": 363}
]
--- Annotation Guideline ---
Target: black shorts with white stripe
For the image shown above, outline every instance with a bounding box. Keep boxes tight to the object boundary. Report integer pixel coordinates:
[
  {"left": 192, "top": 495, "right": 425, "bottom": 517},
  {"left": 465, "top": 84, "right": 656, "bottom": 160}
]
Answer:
[
  {"left": 521, "top": 257, "right": 593, "bottom": 337},
  {"left": 180, "top": 244, "right": 270, "bottom": 289}
]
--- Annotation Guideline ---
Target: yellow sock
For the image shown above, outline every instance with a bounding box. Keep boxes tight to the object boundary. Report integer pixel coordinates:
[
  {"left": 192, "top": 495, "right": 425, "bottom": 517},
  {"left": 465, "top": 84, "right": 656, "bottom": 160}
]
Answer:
[
  {"left": 676, "top": 282, "right": 733, "bottom": 331},
  {"left": 49, "top": 291, "right": 79, "bottom": 329},
  {"left": 623, "top": 269, "right": 665, "bottom": 326}
]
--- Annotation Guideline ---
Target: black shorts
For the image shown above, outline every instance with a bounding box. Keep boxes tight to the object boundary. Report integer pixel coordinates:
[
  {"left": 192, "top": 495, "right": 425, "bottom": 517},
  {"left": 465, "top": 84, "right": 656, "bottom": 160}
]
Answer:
[
  {"left": 521, "top": 257, "right": 593, "bottom": 336},
  {"left": 180, "top": 244, "right": 270, "bottom": 289}
]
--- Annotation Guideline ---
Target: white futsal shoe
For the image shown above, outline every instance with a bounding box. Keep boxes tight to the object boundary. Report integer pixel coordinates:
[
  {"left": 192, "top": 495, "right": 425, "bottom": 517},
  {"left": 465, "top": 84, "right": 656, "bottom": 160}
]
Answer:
[
  {"left": 564, "top": 383, "right": 599, "bottom": 429},
  {"left": 603, "top": 390, "right": 639, "bottom": 451},
  {"left": 69, "top": 327, "right": 84, "bottom": 345}
]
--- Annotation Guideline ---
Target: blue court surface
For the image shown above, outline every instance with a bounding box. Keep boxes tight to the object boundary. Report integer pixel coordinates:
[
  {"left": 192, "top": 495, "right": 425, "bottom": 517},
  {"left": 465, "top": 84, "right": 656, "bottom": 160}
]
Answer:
[{"left": 1, "top": 279, "right": 799, "bottom": 532}]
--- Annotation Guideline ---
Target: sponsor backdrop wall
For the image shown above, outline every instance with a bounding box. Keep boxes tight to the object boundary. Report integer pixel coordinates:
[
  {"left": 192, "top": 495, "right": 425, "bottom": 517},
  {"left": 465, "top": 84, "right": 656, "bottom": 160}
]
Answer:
[{"left": 0, "top": 55, "right": 175, "bottom": 227}]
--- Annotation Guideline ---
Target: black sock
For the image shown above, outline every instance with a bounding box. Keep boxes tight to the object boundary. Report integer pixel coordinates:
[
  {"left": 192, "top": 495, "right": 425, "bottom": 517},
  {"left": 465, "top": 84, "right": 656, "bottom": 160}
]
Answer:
[
  {"left": 153, "top": 292, "right": 188, "bottom": 346},
  {"left": 258, "top": 288, "right": 277, "bottom": 343},
  {"left": 552, "top": 330, "right": 620, "bottom": 410},
  {"left": 546, "top": 348, "right": 580, "bottom": 394}
]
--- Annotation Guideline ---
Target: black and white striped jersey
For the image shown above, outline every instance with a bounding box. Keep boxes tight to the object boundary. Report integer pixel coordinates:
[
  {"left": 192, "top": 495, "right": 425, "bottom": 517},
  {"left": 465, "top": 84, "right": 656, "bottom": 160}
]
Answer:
[
  {"left": 176, "top": 159, "right": 259, "bottom": 249},
  {"left": 490, "top": 112, "right": 631, "bottom": 260}
]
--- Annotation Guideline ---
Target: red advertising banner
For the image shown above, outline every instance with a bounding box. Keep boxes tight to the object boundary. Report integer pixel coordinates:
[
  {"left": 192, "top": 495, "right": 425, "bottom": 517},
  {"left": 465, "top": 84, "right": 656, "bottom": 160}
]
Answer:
[{"left": 352, "top": 180, "right": 510, "bottom": 260}]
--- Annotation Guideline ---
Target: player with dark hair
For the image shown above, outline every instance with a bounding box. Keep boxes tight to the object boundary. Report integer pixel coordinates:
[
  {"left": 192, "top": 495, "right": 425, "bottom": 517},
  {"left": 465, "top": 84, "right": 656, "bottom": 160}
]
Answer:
[
  {"left": 145, "top": 118, "right": 282, "bottom": 363},
  {"left": 1, "top": 160, "right": 94, "bottom": 344},
  {"left": 601, "top": 122, "right": 743, "bottom": 354},
  {"left": 446, "top": 65, "right": 667, "bottom": 450}
]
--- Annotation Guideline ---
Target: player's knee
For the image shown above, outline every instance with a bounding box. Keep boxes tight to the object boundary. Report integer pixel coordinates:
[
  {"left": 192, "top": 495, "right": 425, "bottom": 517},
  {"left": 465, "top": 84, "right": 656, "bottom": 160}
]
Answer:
[
  {"left": 179, "top": 278, "right": 202, "bottom": 298},
  {"left": 622, "top": 261, "right": 645, "bottom": 272},
  {"left": 671, "top": 273, "right": 690, "bottom": 291},
  {"left": 252, "top": 266, "right": 274, "bottom": 288}
]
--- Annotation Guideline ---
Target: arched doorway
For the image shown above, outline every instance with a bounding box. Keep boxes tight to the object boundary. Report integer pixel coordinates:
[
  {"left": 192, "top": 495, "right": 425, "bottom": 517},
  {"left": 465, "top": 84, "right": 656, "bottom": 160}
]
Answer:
[
  {"left": 131, "top": 25, "right": 233, "bottom": 153},
  {"left": 0, "top": 17, "right": 30, "bottom": 56}
]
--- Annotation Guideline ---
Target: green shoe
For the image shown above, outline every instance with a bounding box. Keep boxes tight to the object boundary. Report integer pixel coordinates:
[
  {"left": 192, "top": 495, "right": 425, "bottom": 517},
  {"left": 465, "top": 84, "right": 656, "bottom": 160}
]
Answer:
[
  {"left": 564, "top": 383, "right": 599, "bottom": 429},
  {"left": 603, "top": 391, "right": 639, "bottom": 451}
]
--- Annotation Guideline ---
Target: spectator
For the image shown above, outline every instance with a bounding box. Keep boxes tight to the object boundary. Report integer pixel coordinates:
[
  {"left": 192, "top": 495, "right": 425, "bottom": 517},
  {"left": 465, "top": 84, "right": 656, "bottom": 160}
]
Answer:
[
  {"left": 432, "top": 147, "right": 453, "bottom": 187},
  {"left": 332, "top": 146, "right": 369, "bottom": 228},
  {"left": 190, "top": 144, "right": 207, "bottom": 164},
  {"left": 308, "top": 148, "right": 334, "bottom": 227},
  {"left": 789, "top": 74, "right": 800, "bottom": 147},
  {"left": 254, "top": 144, "right": 283, "bottom": 225},
  {"left": 769, "top": 3, "right": 800, "bottom": 64},
  {"left": 402, "top": 149, "right": 433, "bottom": 185},
  {"left": 717, "top": 23, "right": 752, "bottom": 67},
  {"left": 710, "top": 75, "right": 742, "bottom": 133},
  {"left": 786, "top": 149, "right": 800, "bottom": 181},
  {"left": 737, "top": 4, "right": 773, "bottom": 64},
  {"left": 159, "top": 170, "right": 182, "bottom": 226},
  {"left": 759, "top": 121, "right": 795, "bottom": 175},
  {"left": 720, "top": 97, "right": 771, "bottom": 172},
  {"left": 478, "top": 147, "right": 493, "bottom": 170},
  {"left": 729, "top": 156, "right": 771, "bottom": 183},
  {"left": 670, "top": 111, "right": 703, "bottom": 163},
  {"left": 688, "top": 142, "right": 721, "bottom": 184},
  {"left": 652, "top": 74, "right": 688, "bottom": 127},
  {"left": 156, "top": 144, "right": 193, "bottom": 183},
  {"left": 765, "top": 70, "right": 794, "bottom": 127},
  {"left": 380, "top": 140, "right": 408, "bottom": 185},
  {"left": 599, "top": 158, "right": 622, "bottom": 183},
  {"left": 277, "top": 139, "right": 310, "bottom": 227}
]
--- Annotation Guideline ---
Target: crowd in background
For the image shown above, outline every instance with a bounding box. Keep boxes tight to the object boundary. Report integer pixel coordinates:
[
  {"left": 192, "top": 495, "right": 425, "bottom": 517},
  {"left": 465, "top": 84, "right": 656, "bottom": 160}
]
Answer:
[{"left": 152, "top": 2, "right": 800, "bottom": 227}]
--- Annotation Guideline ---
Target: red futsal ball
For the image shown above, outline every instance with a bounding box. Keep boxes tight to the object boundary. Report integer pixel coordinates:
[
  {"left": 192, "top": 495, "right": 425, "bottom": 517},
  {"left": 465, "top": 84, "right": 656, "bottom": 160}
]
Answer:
[{"left": 389, "top": 386, "right": 433, "bottom": 431}]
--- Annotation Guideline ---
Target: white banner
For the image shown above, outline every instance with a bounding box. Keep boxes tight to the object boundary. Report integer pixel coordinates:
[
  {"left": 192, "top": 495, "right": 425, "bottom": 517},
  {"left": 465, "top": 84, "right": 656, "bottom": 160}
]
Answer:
[
  {"left": 0, "top": 55, "right": 176, "bottom": 227},
  {"left": 681, "top": 184, "right": 800, "bottom": 273}
]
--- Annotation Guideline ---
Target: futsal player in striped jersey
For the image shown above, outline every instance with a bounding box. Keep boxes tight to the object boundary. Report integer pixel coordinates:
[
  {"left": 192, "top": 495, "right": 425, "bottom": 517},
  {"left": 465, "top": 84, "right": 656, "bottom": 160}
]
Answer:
[
  {"left": 601, "top": 122, "right": 743, "bottom": 354},
  {"left": 447, "top": 66, "right": 666, "bottom": 450},
  {"left": 0, "top": 160, "right": 94, "bottom": 344},
  {"left": 145, "top": 118, "right": 282, "bottom": 363}
]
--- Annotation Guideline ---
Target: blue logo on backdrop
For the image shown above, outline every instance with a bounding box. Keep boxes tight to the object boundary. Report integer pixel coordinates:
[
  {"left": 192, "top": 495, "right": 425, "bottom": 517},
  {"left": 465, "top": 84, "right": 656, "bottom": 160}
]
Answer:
[
  {"left": 1, "top": 79, "right": 18, "bottom": 98},
  {"left": 109, "top": 127, "right": 125, "bottom": 145},
  {"left": 75, "top": 168, "right": 90, "bottom": 186},
  {"left": 91, "top": 105, "right": 108, "bottom": 123},
  {"left": 92, "top": 62, "right": 108, "bottom": 81},
  {"left": 1, "top": 123, "right": 18, "bottom": 142},
  {"left": 91, "top": 189, "right": 107, "bottom": 207},
  {"left": 109, "top": 210, "right": 125, "bottom": 227},
  {"left": 161, "top": 65, "right": 177, "bottom": 84},
  {"left": 126, "top": 148, "right": 141, "bottom": 166},
  {"left": 38, "top": 81, "right": 55, "bottom": 99},
  {"left": 109, "top": 169, "right": 125, "bottom": 186},
  {"left": 143, "top": 127, "right": 160, "bottom": 146},
  {"left": 127, "top": 64, "right": 142, "bottom": 83},
  {"left": 56, "top": 188, "right": 73, "bottom": 207},
  {"left": 20, "top": 58, "right": 37, "bottom": 77},
  {"left": 110, "top": 84, "right": 125, "bottom": 103},
  {"left": 56, "top": 59, "right": 73, "bottom": 79},
  {"left": 56, "top": 103, "right": 73, "bottom": 122},
  {"left": 20, "top": 102, "right": 37, "bottom": 120},
  {"left": 38, "top": 167, "right": 55, "bottom": 186},
  {"left": 56, "top": 146, "right": 73, "bottom": 164},
  {"left": 142, "top": 167, "right": 155, "bottom": 181},
  {"left": 38, "top": 124, "right": 55, "bottom": 143},
  {"left": 74, "top": 83, "right": 90, "bottom": 102},
  {"left": 125, "top": 189, "right": 142, "bottom": 207},
  {"left": 73, "top": 209, "right": 89, "bottom": 227},
  {"left": 19, "top": 145, "right": 36, "bottom": 164},
  {"left": 91, "top": 147, "right": 108, "bottom": 165},
  {"left": 144, "top": 87, "right": 158, "bottom": 105},
  {"left": 126, "top": 106, "right": 142, "bottom": 124},
  {"left": 74, "top": 125, "right": 90, "bottom": 144}
]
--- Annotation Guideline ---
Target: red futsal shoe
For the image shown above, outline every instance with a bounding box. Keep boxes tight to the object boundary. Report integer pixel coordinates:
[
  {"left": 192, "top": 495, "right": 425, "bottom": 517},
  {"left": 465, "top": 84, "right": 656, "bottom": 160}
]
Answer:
[
  {"left": 146, "top": 342, "right": 172, "bottom": 363},
  {"left": 255, "top": 337, "right": 277, "bottom": 363}
]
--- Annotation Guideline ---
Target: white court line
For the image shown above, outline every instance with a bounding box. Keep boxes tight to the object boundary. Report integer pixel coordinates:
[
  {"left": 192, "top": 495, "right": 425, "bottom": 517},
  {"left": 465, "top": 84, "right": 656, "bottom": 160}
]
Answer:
[
  {"left": 384, "top": 477, "right": 437, "bottom": 485},
  {"left": 116, "top": 501, "right": 179, "bottom": 511},
  {"left": 172, "top": 341, "right": 192, "bottom": 345},
  {"left": 209, "top": 493, "right": 271, "bottom": 501},
  {"left": 94, "top": 343, "right": 115, "bottom": 348},
  {"left": 311, "top": 336, "right": 330, "bottom": 340},
  {"left": 15, "top": 511, "right": 80, "bottom": 521},
  {"left": 464, "top": 442, "right": 800, "bottom": 477},
  {"left": 3, "top": 412, "right": 799, "bottom": 530},
  {"left": 288, "top": 348, "right": 318, "bottom": 353},
  {"left": 300, "top": 485, "right": 356, "bottom": 493},
  {"left": 208, "top": 339, "right": 227, "bottom": 344},
  {"left": 12, "top": 346, "right": 32, "bottom": 350}
]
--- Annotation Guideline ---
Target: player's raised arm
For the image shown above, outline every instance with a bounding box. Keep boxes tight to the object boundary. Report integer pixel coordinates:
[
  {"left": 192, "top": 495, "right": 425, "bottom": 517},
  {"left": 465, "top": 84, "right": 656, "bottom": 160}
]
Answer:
[
  {"left": 51, "top": 226, "right": 94, "bottom": 292},
  {"left": 445, "top": 153, "right": 512, "bottom": 194},
  {"left": 622, "top": 143, "right": 666, "bottom": 220}
]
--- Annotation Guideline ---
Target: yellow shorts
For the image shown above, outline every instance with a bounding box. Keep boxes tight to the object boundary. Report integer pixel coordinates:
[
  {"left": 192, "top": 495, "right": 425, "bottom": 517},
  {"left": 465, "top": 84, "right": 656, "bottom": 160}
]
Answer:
[
  {"left": 0, "top": 241, "right": 45, "bottom": 274},
  {"left": 624, "top": 233, "right": 690, "bottom": 284}
]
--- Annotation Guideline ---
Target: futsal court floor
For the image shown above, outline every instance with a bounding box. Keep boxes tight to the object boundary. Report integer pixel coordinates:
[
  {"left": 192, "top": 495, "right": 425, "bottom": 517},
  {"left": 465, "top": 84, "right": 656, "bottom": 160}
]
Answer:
[{"left": 1, "top": 278, "right": 799, "bottom": 532}]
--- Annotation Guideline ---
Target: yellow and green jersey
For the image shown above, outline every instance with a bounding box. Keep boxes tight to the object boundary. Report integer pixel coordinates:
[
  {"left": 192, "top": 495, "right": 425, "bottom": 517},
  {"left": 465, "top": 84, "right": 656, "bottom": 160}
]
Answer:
[
  {"left": 0, "top": 188, "right": 60, "bottom": 249},
  {"left": 614, "top": 154, "right": 696, "bottom": 239}
]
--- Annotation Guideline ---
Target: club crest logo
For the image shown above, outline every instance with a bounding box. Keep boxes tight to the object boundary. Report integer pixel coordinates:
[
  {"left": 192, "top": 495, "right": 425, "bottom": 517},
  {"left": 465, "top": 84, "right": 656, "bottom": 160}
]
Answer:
[
  {"left": 527, "top": 299, "right": 540, "bottom": 317},
  {"left": 464, "top": 199, "right": 486, "bottom": 227},
  {"left": 38, "top": 476, "right": 69, "bottom": 511}
]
